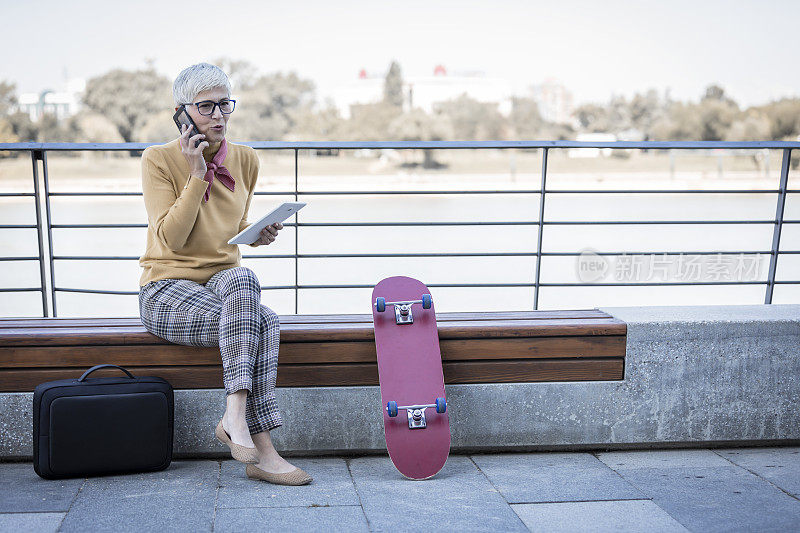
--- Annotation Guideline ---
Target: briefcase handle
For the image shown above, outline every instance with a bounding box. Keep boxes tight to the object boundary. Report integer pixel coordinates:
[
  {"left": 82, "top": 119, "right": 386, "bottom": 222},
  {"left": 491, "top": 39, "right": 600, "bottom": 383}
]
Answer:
[{"left": 78, "top": 364, "right": 136, "bottom": 382}]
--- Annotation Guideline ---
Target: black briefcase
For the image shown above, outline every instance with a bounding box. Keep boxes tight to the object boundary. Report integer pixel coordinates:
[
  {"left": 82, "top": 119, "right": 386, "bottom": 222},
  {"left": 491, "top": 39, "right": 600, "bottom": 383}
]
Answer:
[{"left": 33, "top": 364, "right": 174, "bottom": 479}]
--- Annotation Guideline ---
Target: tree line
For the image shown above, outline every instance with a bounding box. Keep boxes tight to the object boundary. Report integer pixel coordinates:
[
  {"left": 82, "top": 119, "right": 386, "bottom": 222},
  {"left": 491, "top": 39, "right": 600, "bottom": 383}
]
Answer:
[
  {"left": 1, "top": 59, "right": 799, "bottom": 156},
  {"left": 574, "top": 85, "right": 800, "bottom": 142}
]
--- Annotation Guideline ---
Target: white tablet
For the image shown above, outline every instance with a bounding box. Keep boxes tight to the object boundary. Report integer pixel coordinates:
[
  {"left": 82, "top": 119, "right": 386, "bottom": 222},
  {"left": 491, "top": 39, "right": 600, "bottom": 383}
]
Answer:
[{"left": 228, "top": 202, "right": 306, "bottom": 245}]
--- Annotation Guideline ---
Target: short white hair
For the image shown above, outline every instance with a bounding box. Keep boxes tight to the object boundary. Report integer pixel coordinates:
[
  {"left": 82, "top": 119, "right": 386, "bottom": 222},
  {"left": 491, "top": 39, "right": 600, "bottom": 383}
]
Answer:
[{"left": 172, "top": 62, "right": 232, "bottom": 106}]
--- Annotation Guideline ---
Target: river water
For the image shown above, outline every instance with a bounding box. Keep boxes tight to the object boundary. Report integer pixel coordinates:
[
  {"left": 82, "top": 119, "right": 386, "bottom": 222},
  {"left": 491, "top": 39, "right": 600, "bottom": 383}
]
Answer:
[{"left": 1, "top": 171, "right": 798, "bottom": 317}]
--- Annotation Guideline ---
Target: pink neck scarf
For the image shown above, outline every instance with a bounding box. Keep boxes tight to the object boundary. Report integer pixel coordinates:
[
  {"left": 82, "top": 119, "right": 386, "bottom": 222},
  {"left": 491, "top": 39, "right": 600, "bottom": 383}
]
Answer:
[{"left": 202, "top": 139, "right": 235, "bottom": 202}]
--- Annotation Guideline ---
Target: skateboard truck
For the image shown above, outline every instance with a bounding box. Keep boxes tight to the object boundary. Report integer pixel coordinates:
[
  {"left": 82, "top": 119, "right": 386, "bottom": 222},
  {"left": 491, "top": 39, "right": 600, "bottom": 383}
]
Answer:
[
  {"left": 375, "top": 294, "right": 432, "bottom": 325},
  {"left": 386, "top": 398, "right": 446, "bottom": 429}
]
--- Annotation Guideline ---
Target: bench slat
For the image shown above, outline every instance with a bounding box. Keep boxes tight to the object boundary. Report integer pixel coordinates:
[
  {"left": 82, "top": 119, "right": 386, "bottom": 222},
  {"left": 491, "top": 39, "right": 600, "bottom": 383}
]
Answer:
[
  {"left": 0, "top": 358, "right": 623, "bottom": 391},
  {"left": 0, "top": 335, "right": 626, "bottom": 367},
  {"left": 0, "top": 318, "right": 625, "bottom": 346}
]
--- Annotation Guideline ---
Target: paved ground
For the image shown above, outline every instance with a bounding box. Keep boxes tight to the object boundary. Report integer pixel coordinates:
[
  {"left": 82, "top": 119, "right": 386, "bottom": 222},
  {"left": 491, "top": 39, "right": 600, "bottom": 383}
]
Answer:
[{"left": 1, "top": 447, "right": 799, "bottom": 532}]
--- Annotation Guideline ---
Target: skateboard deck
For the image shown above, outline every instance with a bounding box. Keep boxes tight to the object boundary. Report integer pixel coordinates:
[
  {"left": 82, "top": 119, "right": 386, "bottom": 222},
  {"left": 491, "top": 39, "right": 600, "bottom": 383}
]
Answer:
[{"left": 372, "top": 276, "right": 450, "bottom": 480}]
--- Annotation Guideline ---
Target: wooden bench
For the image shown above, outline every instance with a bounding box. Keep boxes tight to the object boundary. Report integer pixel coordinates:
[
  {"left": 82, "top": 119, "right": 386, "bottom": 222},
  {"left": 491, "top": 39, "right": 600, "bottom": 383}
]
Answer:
[{"left": 0, "top": 310, "right": 626, "bottom": 392}]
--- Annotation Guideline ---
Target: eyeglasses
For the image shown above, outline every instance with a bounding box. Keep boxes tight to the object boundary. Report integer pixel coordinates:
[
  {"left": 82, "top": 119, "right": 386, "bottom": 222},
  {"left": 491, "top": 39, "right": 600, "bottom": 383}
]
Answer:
[{"left": 184, "top": 99, "right": 236, "bottom": 116}]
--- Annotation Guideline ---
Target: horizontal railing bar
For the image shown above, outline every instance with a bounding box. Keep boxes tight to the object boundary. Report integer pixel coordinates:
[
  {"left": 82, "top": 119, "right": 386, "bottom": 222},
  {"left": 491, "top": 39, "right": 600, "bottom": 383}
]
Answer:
[
  {"left": 54, "top": 255, "right": 288, "bottom": 261},
  {"left": 48, "top": 191, "right": 298, "bottom": 197},
  {"left": 50, "top": 222, "right": 534, "bottom": 228},
  {"left": 49, "top": 223, "right": 298, "bottom": 229},
  {"left": 548, "top": 250, "right": 775, "bottom": 256},
  {"left": 46, "top": 220, "right": 788, "bottom": 229},
  {"left": 51, "top": 224, "right": 147, "bottom": 228},
  {"left": 0, "top": 192, "right": 35, "bottom": 197},
  {"left": 235, "top": 191, "right": 295, "bottom": 196},
  {"left": 296, "top": 283, "right": 547, "bottom": 289},
  {"left": 3, "top": 141, "right": 800, "bottom": 150},
  {"left": 45, "top": 219, "right": 800, "bottom": 231},
  {"left": 296, "top": 281, "right": 772, "bottom": 289},
  {"left": 48, "top": 191, "right": 301, "bottom": 197},
  {"left": 298, "top": 220, "right": 781, "bottom": 226},
  {"left": 0, "top": 256, "right": 39, "bottom": 261},
  {"left": 53, "top": 254, "right": 300, "bottom": 261},
  {"left": 543, "top": 220, "right": 782, "bottom": 225},
  {"left": 295, "top": 190, "right": 541, "bottom": 196},
  {"left": 545, "top": 189, "right": 790, "bottom": 194},
  {"left": 52, "top": 221, "right": 518, "bottom": 228},
  {"left": 273, "top": 250, "right": 777, "bottom": 258},
  {"left": 50, "top": 191, "right": 310, "bottom": 197},
  {"left": 539, "top": 281, "right": 772, "bottom": 287},
  {"left": 1, "top": 143, "right": 153, "bottom": 151},
  {"left": 49, "top": 192, "right": 144, "bottom": 197},
  {"left": 0, "top": 288, "right": 42, "bottom": 292},
  {"left": 291, "top": 250, "right": 776, "bottom": 258},
  {"left": 0, "top": 224, "right": 37, "bottom": 229},
  {"left": 54, "top": 286, "right": 298, "bottom": 295},
  {"left": 256, "top": 141, "right": 800, "bottom": 150},
  {"left": 55, "top": 279, "right": 800, "bottom": 296},
  {"left": 54, "top": 288, "right": 143, "bottom": 295},
  {"left": 310, "top": 220, "right": 795, "bottom": 226},
  {"left": 54, "top": 256, "right": 143, "bottom": 260},
  {"left": 293, "top": 189, "right": 797, "bottom": 196},
  {"left": 20, "top": 188, "right": 800, "bottom": 199},
  {"left": 50, "top": 250, "right": 782, "bottom": 261}
]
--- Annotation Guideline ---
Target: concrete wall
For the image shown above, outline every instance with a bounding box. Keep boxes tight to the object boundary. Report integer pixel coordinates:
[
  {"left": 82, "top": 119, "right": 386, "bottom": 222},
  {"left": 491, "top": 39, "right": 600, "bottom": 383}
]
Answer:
[{"left": 2, "top": 304, "right": 798, "bottom": 459}]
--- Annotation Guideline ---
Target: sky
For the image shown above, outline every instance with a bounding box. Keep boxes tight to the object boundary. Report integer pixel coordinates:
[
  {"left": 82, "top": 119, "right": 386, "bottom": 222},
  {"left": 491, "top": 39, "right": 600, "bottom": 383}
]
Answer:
[{"left": 2, "top": 0, "right": 798, "bottom": 108}]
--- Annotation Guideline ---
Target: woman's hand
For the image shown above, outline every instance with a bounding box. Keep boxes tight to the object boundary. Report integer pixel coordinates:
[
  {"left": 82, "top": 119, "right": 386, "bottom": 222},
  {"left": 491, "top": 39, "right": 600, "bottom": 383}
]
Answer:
[
  {"left": 179, "top": 124, "right": 209, "bottom": 179},
  {"left": 252, "top": 222, "right": 283, "bottom": 247}
]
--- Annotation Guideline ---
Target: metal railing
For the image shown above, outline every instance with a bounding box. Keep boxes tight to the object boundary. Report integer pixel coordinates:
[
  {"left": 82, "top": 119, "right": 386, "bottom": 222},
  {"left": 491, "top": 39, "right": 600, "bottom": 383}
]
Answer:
[{"left": 1, "top": 140, "right": 798, "bottom": 317}]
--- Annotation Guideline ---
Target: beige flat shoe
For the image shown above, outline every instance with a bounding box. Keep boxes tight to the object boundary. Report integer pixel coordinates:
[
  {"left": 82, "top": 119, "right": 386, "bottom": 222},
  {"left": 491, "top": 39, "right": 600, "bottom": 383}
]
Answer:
[
  {"left": 246, "top": 464, "right": 313, "bottom": 486},
  {"left": 215, "top": 419, "right": 259, "bottom": 464}
]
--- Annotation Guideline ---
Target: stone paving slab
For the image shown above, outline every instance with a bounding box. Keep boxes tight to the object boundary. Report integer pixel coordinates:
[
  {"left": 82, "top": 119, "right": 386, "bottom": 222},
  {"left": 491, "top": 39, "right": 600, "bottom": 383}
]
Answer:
[
  {"left": 597, "top": 449, "right": 732, "bottom": 470},
  {"left": 610, "top": 466, "right": 800, "bottom": 533},
  {"left": 214, "top": 505, "right": 369, "bottom": 533},
  {"left": 217, "top": 458, "right": 360, "bottom": 508},
  {"left": 472, "top": 453, "right": 646, "bottom": 503},
  {"left": 717, "top": 447, "right": 800, "bottom": 497},
  {"left": 511, "top": 500, "right": 690, "bottom": 533},
  {"left": 0, "top": 463, "right": 83, "bottom": 513},
  {"left": 58, "top": 460, "right": 219, "bottom": 533},
  {"left": 348, "top": 455, "right": 527, "bottom": 532},
  {"left": 0, "top": 512, "right": 65, "bottom": 533}
]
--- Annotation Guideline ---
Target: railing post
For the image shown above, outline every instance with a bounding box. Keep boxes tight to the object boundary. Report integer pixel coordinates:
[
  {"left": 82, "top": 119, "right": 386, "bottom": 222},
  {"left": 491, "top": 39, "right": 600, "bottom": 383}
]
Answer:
[
  {"left": 534, "top": 148, "right": 548, "bottom": 310},
  {"left": 765, "top": 148, "right": 791, "bottom": 304},
  {"left": 294, "top": 148, "right": 299, "bottom": 314},
  {"left": 31, "top": 150, "right": 49, "bottom": 317},
  {"left": 41, "top": 151, "right": 57, "bottom": 316}
]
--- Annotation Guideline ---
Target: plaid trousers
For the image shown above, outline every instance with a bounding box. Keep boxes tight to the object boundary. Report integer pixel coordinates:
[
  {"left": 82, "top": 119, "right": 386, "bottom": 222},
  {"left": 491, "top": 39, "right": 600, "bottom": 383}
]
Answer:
[{"left": 138, "top": 266, "right": 282, "bottom": 434}]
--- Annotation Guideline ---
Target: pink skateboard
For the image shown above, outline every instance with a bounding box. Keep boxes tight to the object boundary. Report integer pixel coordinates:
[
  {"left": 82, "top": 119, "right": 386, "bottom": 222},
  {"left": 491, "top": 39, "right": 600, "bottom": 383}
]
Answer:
[{"left": 372, "top": 276, "right": 450, "bottom": 479}]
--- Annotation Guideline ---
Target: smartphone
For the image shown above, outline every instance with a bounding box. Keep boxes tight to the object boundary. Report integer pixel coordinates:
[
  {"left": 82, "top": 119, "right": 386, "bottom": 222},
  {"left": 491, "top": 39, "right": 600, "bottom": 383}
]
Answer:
[{"left": 172, "top": 106, "right": 202, "bottom": 148}]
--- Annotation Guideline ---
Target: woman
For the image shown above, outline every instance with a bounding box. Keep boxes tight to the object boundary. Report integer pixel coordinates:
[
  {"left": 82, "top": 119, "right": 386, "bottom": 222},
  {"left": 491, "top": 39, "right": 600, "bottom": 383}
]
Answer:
[{"left": 138, "top": 62, "right": 311, "bottom": 486}]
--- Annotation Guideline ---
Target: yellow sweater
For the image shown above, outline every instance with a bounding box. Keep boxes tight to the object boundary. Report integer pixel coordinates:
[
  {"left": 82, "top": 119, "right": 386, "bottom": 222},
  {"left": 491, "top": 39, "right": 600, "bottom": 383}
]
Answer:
[{"left": 139, "top": 139, "right": 259, "bottom": 287}]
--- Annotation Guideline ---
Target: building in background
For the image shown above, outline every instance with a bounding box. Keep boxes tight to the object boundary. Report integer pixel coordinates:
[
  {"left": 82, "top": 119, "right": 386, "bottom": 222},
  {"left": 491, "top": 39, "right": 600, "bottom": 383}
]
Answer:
[
  {"left": 326, "top": 68, "right": 385, "bottom": 117},
  {"left": 329, "top": 65, "right": 517, "bottom": 118},
  {"left": 17, "top": 78, "right": 85, "bottom": 121},
  {"left": 328, "top": 66, "right": 575, "bottom": 125},
  {"left": 529, "top": 78, "right": 574, "bottom": 124},
  {"left": 407, "top": 65, "right": 516, "bottom": 116}
]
